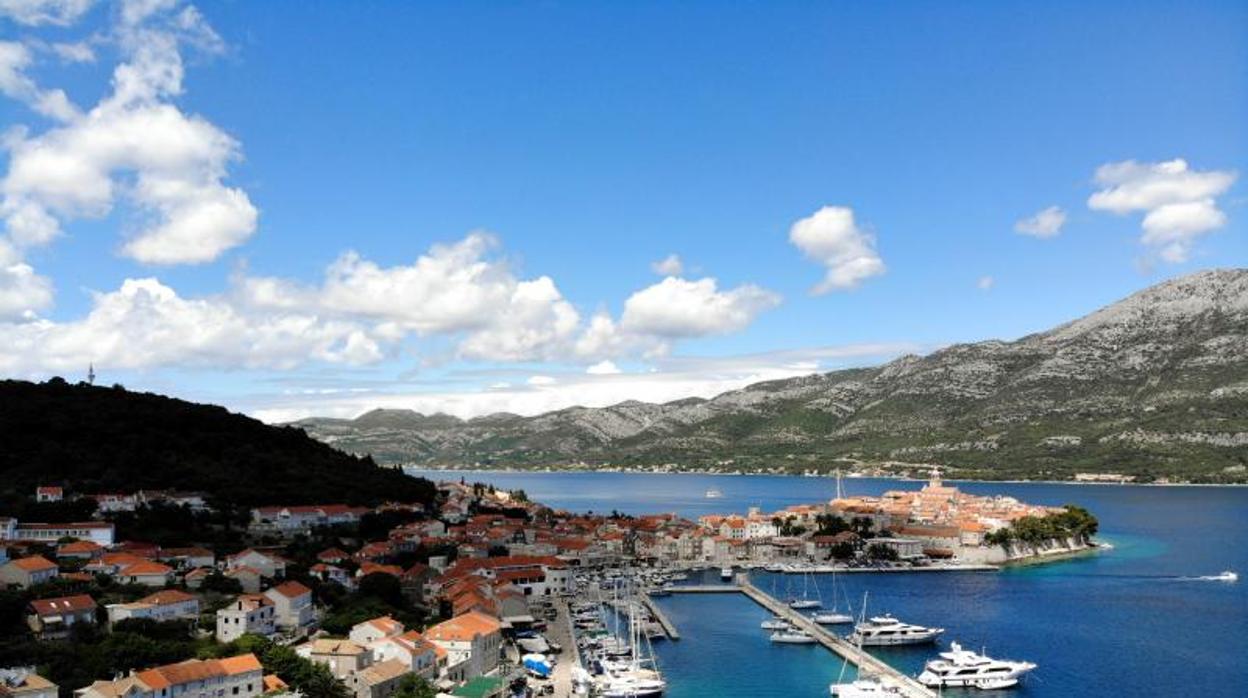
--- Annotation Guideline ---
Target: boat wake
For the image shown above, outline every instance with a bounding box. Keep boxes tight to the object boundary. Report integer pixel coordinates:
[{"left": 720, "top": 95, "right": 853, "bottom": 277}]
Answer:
[{"left": 1179, "top": 571, "right": 1238, "bottom": 583}]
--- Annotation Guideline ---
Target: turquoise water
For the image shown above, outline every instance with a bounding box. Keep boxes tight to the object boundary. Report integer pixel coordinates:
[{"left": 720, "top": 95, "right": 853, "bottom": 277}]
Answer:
[{"left": 409, "top": 470, "right": 1248, "bottom": 696}]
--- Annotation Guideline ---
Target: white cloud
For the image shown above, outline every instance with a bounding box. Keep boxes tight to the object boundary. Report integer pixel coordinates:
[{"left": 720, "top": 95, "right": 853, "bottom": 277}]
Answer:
[
  {"left": 239, "top": 232, "right": 583, "bottom": 363},
  {"left": 527, "top": 375, "right": 556, "bottom": 386},
  {"left": 1088, "top": 159, "right": 1236, "bottom": 263},
  {"left": 650, "top": 253, "right": 683, "bottom": 276},
  {"left": 0, "top": 261, "right": 53, "bottom": 319},
  {"left": 0, "top": 40, "right": 81, "bottom": 121},
  {"left": 977, "top": 275, "right": 994, "bottom": 291},
  {"left": 586, "top": 360, "right": 621, "bottom": 375},
  {"left": 1014, "top": 205, "right": 1066, "bottom": 238},
  {"left": 788, "top": 206, "right": 885, "bottom": 293},
  {"left": 0, "top": 0, "right": 95, "bottom": 26},
  {"left": 1, "top": 1, "right": 257, "bottom": 265},
  {"left": 0, "top": 277, "right": 384, "bottom": 374},
  {"left": 50, "top": 41, "right": 95, "bottom": 63},
  {"left": 620, "top": 276, "right": 781, "bottom": 338}
]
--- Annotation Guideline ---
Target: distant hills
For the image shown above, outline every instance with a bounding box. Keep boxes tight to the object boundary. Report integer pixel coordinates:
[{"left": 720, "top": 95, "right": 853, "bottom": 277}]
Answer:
[
  {"left": 0, "top": 380, "right": 437, "bottom": 507},
  {"left": 296, "top": 269, "right": 1248, "bottom": 483}
]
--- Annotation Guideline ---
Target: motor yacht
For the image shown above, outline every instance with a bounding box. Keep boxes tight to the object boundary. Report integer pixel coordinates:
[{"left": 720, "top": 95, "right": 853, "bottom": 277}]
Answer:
[
  {"left": 829, "top": 678, "right": 903, "bottom": 697},
  {"left": 760, "top": 617, "right": 790, "bottom": 630},
  {"left": 812, "top": 610, "right": 854, "bottom": 624},
  {"left": 720, "top": 566, "right": 734, "bottom": 581},
  {"left": 848, "top": 614, "right": 943, "bottom": 646},
  {"left": 917, "top": 642, "right": 1037, "bottom": 689}
]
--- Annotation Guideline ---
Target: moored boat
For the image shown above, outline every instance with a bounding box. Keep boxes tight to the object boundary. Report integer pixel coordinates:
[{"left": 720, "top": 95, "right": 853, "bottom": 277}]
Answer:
[
  {"left": 917, "top": 642, "right": 1036, "bottom": 689},
  {"left": 848, "top": 614, "right": 944, "bottom": 646},
  {"left": 770, "top": 628, "right": 817, "bottom": 644}
]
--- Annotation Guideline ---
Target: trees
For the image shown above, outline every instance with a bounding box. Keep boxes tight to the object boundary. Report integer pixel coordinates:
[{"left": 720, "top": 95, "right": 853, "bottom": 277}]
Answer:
[
  {"left": 394, "top": 674, "right": 438, "bottom": 698},
  {"left": 866, "top": 543, "right": 899, "bottom": 561},
  {"left": 215, "top": 635, "right": 348, "bottom": 698},
  {"left": 983, "top": 506, "right": 1100, "bottom": 548}
]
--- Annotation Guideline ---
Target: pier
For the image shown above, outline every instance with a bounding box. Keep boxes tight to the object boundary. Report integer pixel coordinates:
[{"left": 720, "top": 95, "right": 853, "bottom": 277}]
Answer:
[
  {"left": 739, "top": 579, "right": 936, "bottom": 698},
  {"left": 639, "top": 592, "right": 680, "bottom": 640},
  {"left": 664, "top": 584, "right": 739, "bottom": 593}
]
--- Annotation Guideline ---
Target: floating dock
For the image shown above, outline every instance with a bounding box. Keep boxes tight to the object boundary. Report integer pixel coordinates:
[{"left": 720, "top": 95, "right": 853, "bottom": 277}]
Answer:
[
  {"left": 639, "top": 592, "right": 680, "bottom": 640},
  {"left": 740, "top": 579, "right": 936, "bottom": 698}
]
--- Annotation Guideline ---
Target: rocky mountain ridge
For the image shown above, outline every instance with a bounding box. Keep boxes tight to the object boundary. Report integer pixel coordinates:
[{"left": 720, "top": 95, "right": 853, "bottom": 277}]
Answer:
[{"left": 295, "top": 269, "right": 1248, "bottom": 482}]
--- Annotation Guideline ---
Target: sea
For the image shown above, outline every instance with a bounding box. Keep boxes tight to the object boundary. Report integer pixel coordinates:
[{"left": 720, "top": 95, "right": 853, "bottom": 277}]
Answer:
[{"left": 406, "top": 469, "right": 1248, "bottom": 697}]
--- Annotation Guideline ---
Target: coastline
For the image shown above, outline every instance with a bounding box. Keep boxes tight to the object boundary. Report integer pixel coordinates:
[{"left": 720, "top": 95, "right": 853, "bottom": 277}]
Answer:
[{"left": 399, "top": 465, "right": 1248, "bottom": 488}]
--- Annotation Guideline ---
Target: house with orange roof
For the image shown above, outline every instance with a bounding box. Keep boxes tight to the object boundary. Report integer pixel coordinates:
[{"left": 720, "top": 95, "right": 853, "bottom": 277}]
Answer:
[
  {"left": 422, "top": 610, "right": 502, "bottom": 679},
  {"left": 216, "top": 595, "right": 276, "bottom": 643},
  {"left": 56, "top": 540, "right": 104, "bottom": 561},
  {"left": 116, "top": 560, "right": 174, "bottom": 587},
  {"left": 264, "top": 580, "right": 315, "bottom": 633},
  {"left": 107, "top": 589, "right": 200, "bottom": 626},
  {"left": 0, "top": 556, "right": 58, "bottom": 589},
  {"left": 27, "top": 594, "right": 97, "bottom": 639},
  {"left": 75, "top": 653, "right": 263, "bottom": 698},
  {"left": 35, "top": 487, "right": 62, "bottom": 503},
  {"left": 368, "top": 629, "right": 439, "bottom": 678},
  {"left": 348, "top": 616, "right": 404, "bottom": 645}
]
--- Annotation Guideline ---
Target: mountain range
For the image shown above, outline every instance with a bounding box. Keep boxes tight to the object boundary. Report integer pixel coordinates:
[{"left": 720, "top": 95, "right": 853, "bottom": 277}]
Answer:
[{"left": 294, "top": 269, "right": 1248, "bottom": 483}]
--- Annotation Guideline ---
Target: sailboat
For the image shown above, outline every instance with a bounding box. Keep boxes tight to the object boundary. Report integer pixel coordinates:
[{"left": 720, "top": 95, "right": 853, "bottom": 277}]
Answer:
[
  {"left": 812, "top": 570, "right": 853, "bottom": 623},
  {"left": 598, "top": 584, "right": 667, "bottom": 697},
  {"left": 829, "top": 593, "right": 903, "bottom": 697},
  {"left": 788, "top": 568, "right": 822, "bottom": 609}
]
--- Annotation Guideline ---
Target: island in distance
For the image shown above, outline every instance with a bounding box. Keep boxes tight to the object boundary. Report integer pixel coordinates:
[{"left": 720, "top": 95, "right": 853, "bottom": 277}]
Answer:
[{"left": 296, "top": 268, "right": 1248, "bottom": 484}]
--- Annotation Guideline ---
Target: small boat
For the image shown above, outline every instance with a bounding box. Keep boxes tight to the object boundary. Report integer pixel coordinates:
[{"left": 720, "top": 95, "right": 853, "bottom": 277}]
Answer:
[
  {"left": 849, "top": 614, "right": 944, "bottom": 646},
  {"left": 720, "top": 566, "right": 734, "bottom": 581},
  {"left": 770, "top": 629, "right": 817, "bottom": 644},
  {"left": 760, "top": 617, "right": 790, "bottom": 630},
  {"left": 788, "top": 568, "right": 822, "bottom": 609},
  {"left": 812, "top": 610, "right": 854, "bottom": 624},
  {"left": 1208, "top": 570, "right": 1238, "bottom": 582},
  {"left": 705, "top": 488, "right": 723, "bottom": 499},
  {"left": 917, "top": 642, "right": 1037, "bottom": 689},
  {"left": 829, "top": 678, "right": 903, "bottom": 697}
]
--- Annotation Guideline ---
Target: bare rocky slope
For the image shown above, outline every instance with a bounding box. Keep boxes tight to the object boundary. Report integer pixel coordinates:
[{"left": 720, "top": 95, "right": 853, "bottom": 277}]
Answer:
[{"left": 294, "top": 269, "right": 1248, "bottom": 482}]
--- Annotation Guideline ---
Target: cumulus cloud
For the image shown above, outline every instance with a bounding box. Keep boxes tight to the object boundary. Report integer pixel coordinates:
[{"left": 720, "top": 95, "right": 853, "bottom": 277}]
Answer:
[
  {"left": 650, "top": 253, "right": 683, "bottom": 276},
  {"left": 238, "top": 232, "right": 583, "bottom": 363},
  {"left": 0, "top": 261, "right": 53, "bottom": 319},
  {"left": 586, "top": 360, "right": 621, "bottom": 375},
  {"left": 0, "top": 0, "right": 95, "bottom": 26},
  {"left": 977, "top": 275, "right": 994, "bottom": 291},
  {"left": 1014, "top": 205, "right": 1066, "bottom": 238},
  {"left": 0, "top": 0, "right": 257, "bottom": 265},
  {"left": 620, "top": 276, "right": 781, "bottom": 339},
  {"left": 1088, "top": 159, "right": 1237, "bottom": 263},
  {"left": 788, "top": 206, "right": 885, "bottom": 293},
  {"left": 50, "top": 41, "right": 96, "bottom": 63},
  {"left": 0, "top": 277, "right": 383, "bottom": 374}
]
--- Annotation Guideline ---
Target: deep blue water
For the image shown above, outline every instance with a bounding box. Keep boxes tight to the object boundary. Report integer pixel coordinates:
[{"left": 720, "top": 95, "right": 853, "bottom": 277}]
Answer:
[{"left": 408, "top": 470, "right": 1248, "bottom": 697}]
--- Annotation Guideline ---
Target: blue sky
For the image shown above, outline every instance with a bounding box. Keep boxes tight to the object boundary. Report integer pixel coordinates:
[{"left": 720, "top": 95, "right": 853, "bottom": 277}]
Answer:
[{"left": 0, "top": 0, "right": 1244, "bottom": 420}]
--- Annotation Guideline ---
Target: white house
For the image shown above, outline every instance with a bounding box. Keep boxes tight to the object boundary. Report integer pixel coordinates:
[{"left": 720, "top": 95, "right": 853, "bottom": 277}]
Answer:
[
  {"left": 264, "top": 580, "right": 315, "bottom": 633},
  {"left": 215, "top": 595, "right": 276, "bottom": 643},
  {"left": 107, "top": 590, "right": 200, "bottom": 625},
  {"left": 14, "top": 522, "right": 114, "bottom": 547},
  {"left": 0, "top": 556, "right": 59, "bottom": 589},
  {"left": 369, "top": 630, "right": 439, "bottom": 678},
  {"left": 115, "top": 561, "right": 175, "bottom": 587},
  {"left": 422, "top": 611, "right": 502, "bottom": 679},
  {"left": 349, "top": 616, "right": 404, "bottom": 646},
  {"left": 75, "top": 654, "right": 263, "bottom": 698},
  {"left": 226, "top": 549, "right": 287, "bottom": 579}
]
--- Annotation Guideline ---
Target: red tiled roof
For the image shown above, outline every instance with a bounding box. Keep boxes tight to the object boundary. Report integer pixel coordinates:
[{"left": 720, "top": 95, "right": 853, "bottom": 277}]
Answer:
[{"left": 30, "top": 593, "right": 96, "bottom": 615}]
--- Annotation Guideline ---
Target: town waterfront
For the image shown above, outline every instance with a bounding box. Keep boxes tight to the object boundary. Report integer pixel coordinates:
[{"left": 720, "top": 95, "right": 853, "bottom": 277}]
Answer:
[{"left": 409, "top": 470, "right": 1248, "bottom": 697}]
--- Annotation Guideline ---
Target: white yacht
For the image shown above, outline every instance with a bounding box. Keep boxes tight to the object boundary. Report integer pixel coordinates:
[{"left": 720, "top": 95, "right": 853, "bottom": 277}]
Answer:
[
  {"left": 720, "top": 566, "right": 734, "bottom": 581},
  {"left": 830, "top": 593, "right": 903, "bottom": 697},
  {"left": 917, "top": 642, "right": 1037, "bottom": 689},
  {"left": 770, "top": 628, "right": 817, "bottom": 644},
  {"left": 705, "top": 488, "right": 723, "bottom": 499},
  {"left": 849, "top": 614, "right": 943, "bottom": 646},
  {"left": 760, "top": 617, "right": 790, "bottom": 630}
]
